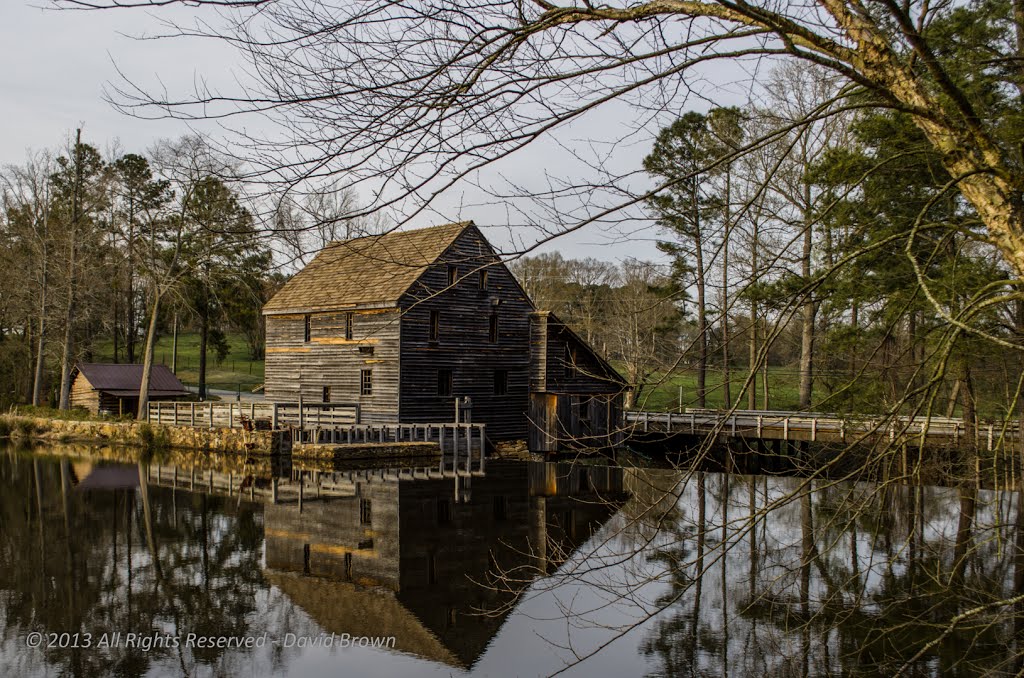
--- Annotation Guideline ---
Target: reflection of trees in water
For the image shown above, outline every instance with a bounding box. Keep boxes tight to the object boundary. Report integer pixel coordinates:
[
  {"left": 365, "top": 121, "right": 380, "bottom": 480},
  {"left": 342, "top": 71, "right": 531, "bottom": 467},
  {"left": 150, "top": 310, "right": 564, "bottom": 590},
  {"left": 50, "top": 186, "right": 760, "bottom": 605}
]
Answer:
[
  {"left": 631, "top": 471, "right": 1024, "bottom": 676},
  {"left": 0, "top": 452, "right": 310, "bottom": 678}
]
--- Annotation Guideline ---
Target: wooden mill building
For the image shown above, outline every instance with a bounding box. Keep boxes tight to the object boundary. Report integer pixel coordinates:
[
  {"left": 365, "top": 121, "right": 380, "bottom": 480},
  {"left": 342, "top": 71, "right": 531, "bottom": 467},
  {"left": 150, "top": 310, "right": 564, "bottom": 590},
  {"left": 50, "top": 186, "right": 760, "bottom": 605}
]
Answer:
[
  {"left": 70, "top": 363, "right": 189, "bottom": 417},
  {"left": 262, "top": 221, "right": 624, "bottom": 451}
]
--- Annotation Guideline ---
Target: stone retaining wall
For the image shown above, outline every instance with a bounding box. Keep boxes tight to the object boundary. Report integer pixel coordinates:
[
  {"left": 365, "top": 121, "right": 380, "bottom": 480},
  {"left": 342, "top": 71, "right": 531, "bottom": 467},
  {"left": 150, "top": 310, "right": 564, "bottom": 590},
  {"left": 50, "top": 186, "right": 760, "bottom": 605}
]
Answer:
[{"left": 0, "top": 415, "right": 280, "bottom": 454}]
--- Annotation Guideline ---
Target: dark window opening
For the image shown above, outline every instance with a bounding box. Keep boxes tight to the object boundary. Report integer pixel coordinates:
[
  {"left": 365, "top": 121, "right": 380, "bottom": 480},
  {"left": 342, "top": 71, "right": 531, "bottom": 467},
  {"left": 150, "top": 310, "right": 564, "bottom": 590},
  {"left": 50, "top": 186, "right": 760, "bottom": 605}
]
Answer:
[
  {"left": 361, "top": 369, "right": 373, "bottom": 396},
  {"left": 359, "top": 498, "right": 372, "bottom": 525},
  {"left": 303, "top": 314, "right": 311, "bottom": 342},
  {"left": 429, "top": 309, "right": 440, "bottom": 342},
  {"left": 447, "top": 265, "right": 458, "bottom": 287},
  {"left": 358, "top": 346, "right": 374, "bottom": 355},
  {"left": 493, "top": 370, "right": 508, "bottom": 396},
  {"left": 479, "top": 269, "right": 489, "bottom": 290},
  {"left": 345, "top": 311, "right": 353, "bottom": 340},
  {"left": 437, "top": 369, "right": 453, "bottom": 397},
  {"left": 437, "top": 499, "right": 452, "bottom": 525},
  {"left": 427, "top": 552, "right": 437, "bottom": 586},
  {"left": 493, "top": 496, "right": 508, "bottom": 522},
  {"left": 489, "top": 313, "right": 499, "bottom": 343},
  {"left": 322, "top": 386, "right": 332, "bottom": 403},
  {"left": 357, "top": 538, "right": 374, "bottom": 550},
  {"left": 344, "top": 552, "right": 353, "bottom": 579},
  {"left": 303, "top": 544, "right": 311, "bottom": 574}
]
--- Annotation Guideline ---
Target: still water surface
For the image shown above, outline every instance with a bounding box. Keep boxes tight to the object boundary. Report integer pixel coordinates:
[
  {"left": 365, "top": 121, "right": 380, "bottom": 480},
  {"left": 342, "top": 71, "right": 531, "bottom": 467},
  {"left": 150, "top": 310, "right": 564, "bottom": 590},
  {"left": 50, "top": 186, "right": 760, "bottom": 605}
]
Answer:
[{"left": 0, "top": 445, "right": 1021, "bottom": 677}]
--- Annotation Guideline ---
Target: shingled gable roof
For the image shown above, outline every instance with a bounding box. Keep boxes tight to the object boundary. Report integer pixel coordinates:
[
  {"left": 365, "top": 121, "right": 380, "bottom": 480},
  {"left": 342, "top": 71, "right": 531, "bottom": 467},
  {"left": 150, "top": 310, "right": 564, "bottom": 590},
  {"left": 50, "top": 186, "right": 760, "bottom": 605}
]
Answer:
[
  {"left": 263, "top": 221, "right": 474, "bottom": 314},
  {"left": 74, "top": 363, "right": 189, "bottom": 397}
]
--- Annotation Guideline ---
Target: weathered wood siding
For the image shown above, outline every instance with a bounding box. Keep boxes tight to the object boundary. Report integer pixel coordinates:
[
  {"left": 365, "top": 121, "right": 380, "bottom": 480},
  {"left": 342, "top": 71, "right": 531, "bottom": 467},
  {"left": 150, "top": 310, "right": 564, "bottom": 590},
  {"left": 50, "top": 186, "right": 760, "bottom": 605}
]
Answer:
[
  {"left": 265, "top": 308, "right": 402, "bottom": 424},
  {"left": 527, "top": 313, "right": 624, "bottom": 451},
  {"left": 70, "top": 373, "right": 102, "bottom": 414},
  {"left": 398, "top": 227, "right": 534, "bottom": 439}
]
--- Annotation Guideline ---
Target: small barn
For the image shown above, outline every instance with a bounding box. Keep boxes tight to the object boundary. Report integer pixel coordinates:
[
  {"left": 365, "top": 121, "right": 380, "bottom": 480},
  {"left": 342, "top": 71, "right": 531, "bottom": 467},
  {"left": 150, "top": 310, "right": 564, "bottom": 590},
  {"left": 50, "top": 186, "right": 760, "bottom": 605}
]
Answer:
[
  {"left": 70, "top": 363, "right": 190, "bottom": 417},
  {"left": 262, "top": 221, "right": 625, "bottom": 451}
]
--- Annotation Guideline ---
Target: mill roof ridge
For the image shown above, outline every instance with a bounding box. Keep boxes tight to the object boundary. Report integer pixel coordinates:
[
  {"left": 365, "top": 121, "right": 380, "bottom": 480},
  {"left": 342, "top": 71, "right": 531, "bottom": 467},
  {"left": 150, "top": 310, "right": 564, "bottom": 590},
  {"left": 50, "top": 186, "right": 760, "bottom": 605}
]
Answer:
[{"left": 263, "top": 221, "right": 475, "bottom": 314}]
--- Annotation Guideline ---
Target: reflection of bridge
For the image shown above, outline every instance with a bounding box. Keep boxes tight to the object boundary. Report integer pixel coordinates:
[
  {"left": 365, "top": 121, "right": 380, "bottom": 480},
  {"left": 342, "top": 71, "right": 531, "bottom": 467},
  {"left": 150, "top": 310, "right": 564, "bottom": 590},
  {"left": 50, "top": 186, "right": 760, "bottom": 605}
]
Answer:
[
  {"left": 145, "top": 450, "right": 486, "bottom": 505},
  {"left": 626, "top": 409, "right": 1020, "bottom": 450}
]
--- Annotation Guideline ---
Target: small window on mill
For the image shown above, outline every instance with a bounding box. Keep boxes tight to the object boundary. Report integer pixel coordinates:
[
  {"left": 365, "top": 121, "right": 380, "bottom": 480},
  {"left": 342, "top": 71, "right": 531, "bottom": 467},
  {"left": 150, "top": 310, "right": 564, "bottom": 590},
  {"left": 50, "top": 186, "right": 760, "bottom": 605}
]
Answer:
[
  {"left": 493, "top": 369, "right": 508, "bottom": 396},
  {"left": 429, "top": 310, "right": 440, "bottom": 342},
  {"left": 303, "top": 314, "right": 311, "bottom": 342},
  {"left": 437, "top": 369, "right": 453, "bottom": 397},
  {"left": 447, "top": 265, "right": 458, "bottom": 287},
  {"left": 361, "top": 369, "right": 373, "bottom": 396},
  {"left": 322, "top": 386, "right": 332, "bottom": 403}
]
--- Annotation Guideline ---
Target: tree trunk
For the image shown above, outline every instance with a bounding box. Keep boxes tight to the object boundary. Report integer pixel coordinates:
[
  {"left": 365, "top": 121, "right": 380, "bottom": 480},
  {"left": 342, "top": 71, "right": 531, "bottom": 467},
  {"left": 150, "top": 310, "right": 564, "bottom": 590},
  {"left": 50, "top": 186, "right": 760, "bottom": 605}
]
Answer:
[
  {"left": 198, "top": 311, "right": 209, "bottom": 400},
  {"left": 721, "top": 196, "right": 731, "bottom": 409},
  {"left": 798, "top": 207, "right": 815, "bottom": 410},
  {"left": 58, "top": 129, "right": 83, "bottom": 411},
  {"left": 695, "top": 223, "right": 707, "bottom": 409},
  {"left": 171, "top": 312, "right": 178, "bottom": 373},
  {"left": 747, "top": 220, "right": 758, "bottom": 410},
  {"left": 32, "top": 252, "right": 48, "bottom": 407},
  {"left": 136, "top": 287, "right": 163, "bottom": 418}
]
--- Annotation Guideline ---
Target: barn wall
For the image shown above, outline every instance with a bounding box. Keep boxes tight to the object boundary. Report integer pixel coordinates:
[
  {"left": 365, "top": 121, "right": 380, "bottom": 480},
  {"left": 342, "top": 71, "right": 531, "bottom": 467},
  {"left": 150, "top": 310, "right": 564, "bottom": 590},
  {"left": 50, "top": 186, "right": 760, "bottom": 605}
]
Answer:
[
  {"left": 398, "top": 228, "right": 534, "bottom": 439},
  {"left": 69, "top": 374, "right": 100, "bottom": 415},
  {"left": 265, "top": 308, "right": 402, "bottom": 424}
]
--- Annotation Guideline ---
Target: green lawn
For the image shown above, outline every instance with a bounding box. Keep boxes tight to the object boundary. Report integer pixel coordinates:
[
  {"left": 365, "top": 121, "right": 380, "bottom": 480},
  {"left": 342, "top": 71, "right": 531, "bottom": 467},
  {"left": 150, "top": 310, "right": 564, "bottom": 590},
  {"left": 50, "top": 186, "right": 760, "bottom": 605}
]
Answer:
[
  {"left": 624, "top": 365, "right": 803, "bottom": 412},
  {"left": 92, "top": 332, "right": 264, "bottom": 393}
]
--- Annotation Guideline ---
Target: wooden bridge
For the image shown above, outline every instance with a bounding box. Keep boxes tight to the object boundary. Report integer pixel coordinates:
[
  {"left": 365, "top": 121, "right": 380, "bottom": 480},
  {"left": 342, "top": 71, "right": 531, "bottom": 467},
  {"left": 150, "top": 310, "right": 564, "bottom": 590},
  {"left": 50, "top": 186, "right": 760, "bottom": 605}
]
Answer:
[
  {"left": 147, "top": 401, "right": 487, "bottom": 455},
  {"left": 625, "top": 409, "right": 1022, "bottom": 451}
]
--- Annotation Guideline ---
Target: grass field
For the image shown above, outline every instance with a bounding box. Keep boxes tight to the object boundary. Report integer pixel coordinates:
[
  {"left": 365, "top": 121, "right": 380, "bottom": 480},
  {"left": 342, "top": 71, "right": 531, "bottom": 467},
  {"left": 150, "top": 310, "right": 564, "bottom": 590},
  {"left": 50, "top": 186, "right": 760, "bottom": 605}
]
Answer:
[
  {"left": 623, "top": 365, "right": 803, "bottom": 412},
  {"left": 93, "top": 332, "right": 264, "bottom": 393}
]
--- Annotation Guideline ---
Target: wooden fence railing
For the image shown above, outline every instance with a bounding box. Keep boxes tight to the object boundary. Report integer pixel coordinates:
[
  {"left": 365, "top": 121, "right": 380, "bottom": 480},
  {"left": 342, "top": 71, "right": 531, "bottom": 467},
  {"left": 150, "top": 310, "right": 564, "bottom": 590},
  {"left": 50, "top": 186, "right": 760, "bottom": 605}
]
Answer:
[
  {"left": 148, "top": 401, "right": 361, "bottom": 430},
  {"left": 625, "top": 408, "right": 1021, "bottom": 450}
]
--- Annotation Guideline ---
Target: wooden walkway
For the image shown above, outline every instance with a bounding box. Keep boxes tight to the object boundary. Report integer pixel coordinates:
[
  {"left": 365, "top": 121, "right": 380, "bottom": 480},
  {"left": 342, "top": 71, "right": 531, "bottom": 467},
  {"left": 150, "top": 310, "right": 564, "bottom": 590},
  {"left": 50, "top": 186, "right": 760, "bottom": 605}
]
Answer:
[
  {"left": 147, "top": 401, "right": 487, "bottom": 454},
  {"left": 625, "top": 409, "right": 1022, "bottom": 450}
]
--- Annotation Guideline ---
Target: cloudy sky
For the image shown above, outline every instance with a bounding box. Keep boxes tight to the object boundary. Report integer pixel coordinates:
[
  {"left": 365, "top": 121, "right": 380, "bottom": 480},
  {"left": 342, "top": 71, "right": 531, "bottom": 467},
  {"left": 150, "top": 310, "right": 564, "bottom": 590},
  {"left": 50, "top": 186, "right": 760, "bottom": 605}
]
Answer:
[{"left": 2, "top": 1, "right": 703, "bottom": 263}]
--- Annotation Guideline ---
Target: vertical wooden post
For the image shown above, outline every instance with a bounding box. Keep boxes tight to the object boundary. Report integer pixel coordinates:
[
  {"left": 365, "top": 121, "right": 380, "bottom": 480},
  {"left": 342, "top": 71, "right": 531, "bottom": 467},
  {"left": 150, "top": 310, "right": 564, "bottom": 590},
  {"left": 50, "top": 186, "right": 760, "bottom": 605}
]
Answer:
[
  {"left": 229, "top": 403, "right": 234, "bottom": 429},
  {"left": 209, "top": 402, "right": 214, "bottom": 430},
  {"left": 298, "top": 395, "right": 304, "bottom": 432},
  {"left": 272, "top": 403, "right": 279, "bottom": 429},
  {"left": 783, "top": 417, "right": 789, "bottom": 441},
  {"left": 250, "top": 402, "right": 256, "bottom": 423},
  {"left": 298, "top": 475, "right": 304, "bottom": 513},
  {"left": 156, "top": 403, "right": 162, "bottom": 424},
  {"left": 272, "top": 477, "right": 278, "bottom": 504},
  {"left": 811, "top": 418, "right": 817, "bottom": 442},
  {"left": 228, "top": 471, "right": 233, "bottom": 496},
  {"left": 190, "top": 402, "right": 196, "bottom": 427},
  {"left": 478, "top": 424, "right": 486, "bottom": 472}
]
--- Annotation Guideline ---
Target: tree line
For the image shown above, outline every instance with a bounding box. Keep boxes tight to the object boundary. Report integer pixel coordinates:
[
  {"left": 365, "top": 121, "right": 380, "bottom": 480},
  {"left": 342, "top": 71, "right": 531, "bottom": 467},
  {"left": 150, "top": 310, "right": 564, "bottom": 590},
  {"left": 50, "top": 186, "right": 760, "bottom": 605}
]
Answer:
[
  {"left": 513, "top": 56, "right": 1024, "bottom": 425},
  {"left": 0, "top": 134, "right": 276, "bottom": 413}
]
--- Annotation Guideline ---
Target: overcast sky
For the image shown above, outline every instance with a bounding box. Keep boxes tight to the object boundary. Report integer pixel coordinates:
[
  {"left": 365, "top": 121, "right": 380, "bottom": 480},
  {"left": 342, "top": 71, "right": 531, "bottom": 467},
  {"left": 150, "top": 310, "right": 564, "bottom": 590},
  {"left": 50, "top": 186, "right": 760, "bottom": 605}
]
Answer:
[{"left": 1, "top": 1, "right": 720, "bottom": 264}]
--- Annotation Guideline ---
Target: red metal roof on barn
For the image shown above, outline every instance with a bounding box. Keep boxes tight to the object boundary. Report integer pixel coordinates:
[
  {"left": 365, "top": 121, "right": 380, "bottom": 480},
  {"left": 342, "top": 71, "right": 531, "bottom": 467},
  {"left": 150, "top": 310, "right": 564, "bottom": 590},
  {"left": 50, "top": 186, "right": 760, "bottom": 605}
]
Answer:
[{"left": 75, "top": 363, "right": 190, "bottom": 397}]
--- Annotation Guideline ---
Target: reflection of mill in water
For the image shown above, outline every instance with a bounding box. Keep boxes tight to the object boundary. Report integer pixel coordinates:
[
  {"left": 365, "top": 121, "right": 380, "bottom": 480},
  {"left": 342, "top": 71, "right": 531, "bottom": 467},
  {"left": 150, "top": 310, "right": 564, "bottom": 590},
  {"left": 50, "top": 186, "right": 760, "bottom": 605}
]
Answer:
[{"left": 142, "top": 458, "right": 626, "bottom": 670}]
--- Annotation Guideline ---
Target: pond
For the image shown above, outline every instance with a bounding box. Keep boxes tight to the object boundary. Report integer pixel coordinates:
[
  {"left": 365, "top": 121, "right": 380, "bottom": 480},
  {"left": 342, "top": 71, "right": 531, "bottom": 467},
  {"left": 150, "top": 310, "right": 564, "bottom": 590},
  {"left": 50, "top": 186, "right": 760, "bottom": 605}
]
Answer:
[{"left": 0, "top": 445, "right": 1021, "bottom": 676}]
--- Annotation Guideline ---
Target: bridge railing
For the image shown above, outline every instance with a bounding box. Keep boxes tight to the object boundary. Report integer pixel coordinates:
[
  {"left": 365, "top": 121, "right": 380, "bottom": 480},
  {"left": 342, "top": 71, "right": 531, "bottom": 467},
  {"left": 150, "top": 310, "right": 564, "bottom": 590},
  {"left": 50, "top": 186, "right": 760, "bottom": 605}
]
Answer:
[
  {"left": 624, "top": 409, "right": 1020, "bottom": 448},
  {"left": 148, "top": 400, "right": 361, "bottom": 430}
]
